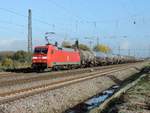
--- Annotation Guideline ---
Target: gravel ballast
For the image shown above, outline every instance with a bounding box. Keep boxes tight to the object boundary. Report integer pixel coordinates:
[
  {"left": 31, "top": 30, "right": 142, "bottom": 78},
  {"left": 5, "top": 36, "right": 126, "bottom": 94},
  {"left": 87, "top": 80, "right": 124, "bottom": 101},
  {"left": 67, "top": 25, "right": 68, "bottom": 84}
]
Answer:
[{"left": 0, "top": 62, "right": 148, "bottom": 113}]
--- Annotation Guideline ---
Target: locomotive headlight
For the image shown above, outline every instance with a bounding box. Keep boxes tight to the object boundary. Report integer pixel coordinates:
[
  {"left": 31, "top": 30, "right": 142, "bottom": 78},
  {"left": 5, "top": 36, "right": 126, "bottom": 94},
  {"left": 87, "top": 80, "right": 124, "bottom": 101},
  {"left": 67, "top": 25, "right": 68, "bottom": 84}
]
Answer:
[
  {"left": 32, "top": 56, "right": 38, "bottom": 59},
  {"left": 42, "top": 56, "right": 47, "bottom": 59}
]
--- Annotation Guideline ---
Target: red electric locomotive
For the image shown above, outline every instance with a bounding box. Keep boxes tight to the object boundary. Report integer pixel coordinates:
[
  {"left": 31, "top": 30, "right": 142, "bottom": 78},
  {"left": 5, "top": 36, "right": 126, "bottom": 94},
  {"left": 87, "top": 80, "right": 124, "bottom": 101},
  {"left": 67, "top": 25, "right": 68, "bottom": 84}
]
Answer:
[{"left": 32, "top": 44, "right": 81, "bottom": 70}]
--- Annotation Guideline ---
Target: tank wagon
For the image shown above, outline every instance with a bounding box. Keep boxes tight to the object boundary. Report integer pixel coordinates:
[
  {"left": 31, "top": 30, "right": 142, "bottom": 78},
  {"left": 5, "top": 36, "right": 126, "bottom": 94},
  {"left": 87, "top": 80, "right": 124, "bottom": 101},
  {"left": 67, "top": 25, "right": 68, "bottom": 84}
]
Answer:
[
  {"left": 79, "top": 50, "right": 95, "bottom": 67},
  {"left": 32, "top": 41, "right": 139, "bottom": 71}
]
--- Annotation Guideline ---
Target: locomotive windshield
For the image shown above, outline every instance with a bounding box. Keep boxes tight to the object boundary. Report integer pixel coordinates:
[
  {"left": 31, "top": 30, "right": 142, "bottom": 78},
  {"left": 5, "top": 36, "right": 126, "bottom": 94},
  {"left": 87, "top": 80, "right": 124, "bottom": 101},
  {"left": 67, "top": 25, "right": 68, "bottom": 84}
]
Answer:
[{"left": 34, "top": 48, "right": 48, "bottom": 54}]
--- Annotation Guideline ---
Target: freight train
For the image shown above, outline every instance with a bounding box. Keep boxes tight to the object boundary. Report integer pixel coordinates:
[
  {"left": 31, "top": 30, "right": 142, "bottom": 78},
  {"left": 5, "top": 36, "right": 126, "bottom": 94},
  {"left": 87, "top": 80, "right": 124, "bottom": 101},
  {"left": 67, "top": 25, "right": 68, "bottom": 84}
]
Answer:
[{"left": 32, "top": 41, "right": 138, "bottom": 71}]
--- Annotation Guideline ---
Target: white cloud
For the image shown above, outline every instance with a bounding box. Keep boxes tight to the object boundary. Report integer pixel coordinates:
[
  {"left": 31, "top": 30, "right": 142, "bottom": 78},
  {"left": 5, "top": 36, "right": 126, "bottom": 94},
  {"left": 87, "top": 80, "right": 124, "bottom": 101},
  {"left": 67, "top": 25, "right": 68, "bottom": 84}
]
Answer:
[
  {"left": 0, "top": 38, "right": 48, "bottom": 51},
  {"left": 0, "top": 39, "right": 27, "bottom": 51}
]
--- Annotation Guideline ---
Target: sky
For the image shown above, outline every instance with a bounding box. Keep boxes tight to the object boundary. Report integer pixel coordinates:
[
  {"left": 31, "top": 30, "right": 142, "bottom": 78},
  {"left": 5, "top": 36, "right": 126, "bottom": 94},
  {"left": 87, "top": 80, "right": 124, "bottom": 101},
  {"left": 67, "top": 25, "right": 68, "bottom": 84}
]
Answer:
[{"left": 0, "top": 0, "right": 150, "bottom": 57}]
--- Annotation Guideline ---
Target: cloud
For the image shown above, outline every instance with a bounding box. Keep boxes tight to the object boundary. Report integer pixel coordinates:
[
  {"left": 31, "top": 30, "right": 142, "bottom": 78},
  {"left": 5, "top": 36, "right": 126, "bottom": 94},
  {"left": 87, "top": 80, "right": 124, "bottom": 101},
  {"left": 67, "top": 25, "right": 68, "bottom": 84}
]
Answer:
[
  {"left": 0, "top": 38, "right": 46, "bottom": 51},
  {"left": 0, "top": 39, "right": 27, "bottom": 51}
]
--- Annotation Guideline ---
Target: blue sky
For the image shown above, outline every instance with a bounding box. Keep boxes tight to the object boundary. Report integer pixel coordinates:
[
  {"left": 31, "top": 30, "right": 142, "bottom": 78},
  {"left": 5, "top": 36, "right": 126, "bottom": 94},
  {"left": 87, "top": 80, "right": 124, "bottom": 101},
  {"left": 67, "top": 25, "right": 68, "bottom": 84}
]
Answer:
[{"left": 0, "top": 0, "right": 150, "bottom": 57}]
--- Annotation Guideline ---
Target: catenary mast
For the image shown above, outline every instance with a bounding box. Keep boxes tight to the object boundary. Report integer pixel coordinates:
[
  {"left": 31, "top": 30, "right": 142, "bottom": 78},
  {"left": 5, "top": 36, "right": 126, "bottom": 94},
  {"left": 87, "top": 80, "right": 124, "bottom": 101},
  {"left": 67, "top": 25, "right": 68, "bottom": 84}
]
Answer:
[{"left": 28, "top": 9, "right": 32, "bottom": 52}]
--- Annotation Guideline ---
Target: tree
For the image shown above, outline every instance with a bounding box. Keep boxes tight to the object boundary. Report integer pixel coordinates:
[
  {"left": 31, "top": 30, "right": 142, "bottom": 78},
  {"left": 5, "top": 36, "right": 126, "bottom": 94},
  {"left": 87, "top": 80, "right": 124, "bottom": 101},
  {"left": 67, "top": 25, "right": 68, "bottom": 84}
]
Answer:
[
  {"left": 78, "top": 44, "right": 90, "bottom": 51},
  {"left": 93, "top": 44, "right": 111, "bottom": 53},
  {"left": 13, "top": 51, "right": 32, "bottom": 63},
  {"left": 1, "top": 58, "right": 13, "bottom": 68},
  {"left": 61, "top": 41, "right": 72, "bottom": 48}
]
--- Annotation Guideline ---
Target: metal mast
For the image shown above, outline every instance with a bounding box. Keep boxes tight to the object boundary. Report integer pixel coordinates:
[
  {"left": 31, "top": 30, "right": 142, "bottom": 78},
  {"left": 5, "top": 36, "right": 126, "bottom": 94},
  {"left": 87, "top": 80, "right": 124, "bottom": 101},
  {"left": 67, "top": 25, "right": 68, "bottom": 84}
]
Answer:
[{"left": 28, "top": 9, "right": 32, "bottom": 52}]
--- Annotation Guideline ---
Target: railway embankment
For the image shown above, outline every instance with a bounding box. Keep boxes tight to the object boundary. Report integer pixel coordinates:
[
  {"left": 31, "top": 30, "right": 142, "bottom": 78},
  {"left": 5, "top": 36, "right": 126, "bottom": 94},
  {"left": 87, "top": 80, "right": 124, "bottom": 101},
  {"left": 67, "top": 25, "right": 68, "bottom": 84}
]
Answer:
[
  {"left": 101, "top": 66, "right": 150, "bottom": 113},
  {"left": 0, "top": 62, "right": 149, "bottom": 113}
]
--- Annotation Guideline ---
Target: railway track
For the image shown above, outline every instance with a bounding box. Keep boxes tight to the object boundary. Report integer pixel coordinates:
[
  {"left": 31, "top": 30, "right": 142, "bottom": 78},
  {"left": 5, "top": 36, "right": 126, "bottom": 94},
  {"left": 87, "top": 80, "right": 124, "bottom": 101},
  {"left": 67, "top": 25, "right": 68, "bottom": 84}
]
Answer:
[
  {"left": 0, "top": 63, "right": 137, "bottom": 88},
  {"left": 0, "top": 65, "right": 107, "bottom": 80},
  {"left": 0, "top": 72, "right": 15, "bottom": 78},
  {"left": 0, "top": 63, "right": 138, "bottom": 83},
  {"left": 0, "top": 63, "right": 140, "bottom": 105}
]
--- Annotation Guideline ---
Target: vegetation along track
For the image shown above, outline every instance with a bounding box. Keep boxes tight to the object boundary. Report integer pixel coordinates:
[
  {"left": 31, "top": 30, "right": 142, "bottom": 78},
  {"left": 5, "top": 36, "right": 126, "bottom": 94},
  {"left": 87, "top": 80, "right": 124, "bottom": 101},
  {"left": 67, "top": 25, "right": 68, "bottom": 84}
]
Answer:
[{"left": 0, "top": 63, "right": 141, "bottom": 105}]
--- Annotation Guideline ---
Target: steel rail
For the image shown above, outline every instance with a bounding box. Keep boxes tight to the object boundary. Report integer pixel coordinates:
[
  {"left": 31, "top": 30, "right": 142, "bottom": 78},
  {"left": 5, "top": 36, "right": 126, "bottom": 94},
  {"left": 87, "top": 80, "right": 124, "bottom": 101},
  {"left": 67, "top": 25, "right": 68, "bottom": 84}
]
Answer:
[
  {"left": 0, "top": 63, "right": 136, "bottom": 80},
  {"left": 0, "top": 64, "right": 134, "bottom": 104},
  {"left": 0, "top": 63, "right": 136, "bottom": 87}
]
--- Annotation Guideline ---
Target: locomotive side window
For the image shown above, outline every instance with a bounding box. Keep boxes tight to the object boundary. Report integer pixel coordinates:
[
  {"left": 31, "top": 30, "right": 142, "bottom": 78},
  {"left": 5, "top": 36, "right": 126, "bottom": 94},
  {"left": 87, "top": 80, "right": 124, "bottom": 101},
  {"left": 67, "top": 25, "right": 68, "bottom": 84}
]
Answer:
[{"left": 34, "top": 48, "right": 48, "bottom": 54}]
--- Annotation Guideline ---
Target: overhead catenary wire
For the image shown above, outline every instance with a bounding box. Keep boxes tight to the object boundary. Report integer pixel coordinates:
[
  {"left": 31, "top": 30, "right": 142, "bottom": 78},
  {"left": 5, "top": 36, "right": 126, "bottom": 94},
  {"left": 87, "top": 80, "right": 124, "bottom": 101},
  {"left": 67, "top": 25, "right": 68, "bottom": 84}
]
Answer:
[
  {"left": 0, "top": 6, "right": 148, "bottom": 35},
  {"left": 0, "top": 25, "right": 25, "bottom": 34},
  {"left": 0, "top": 7, "right": 54, "bottom": 27},
  {"left": 0, "top": 20, "right": 26, "bottom": 28},
  {"left": 0, "top": 7, "right": 82, "bottom": 34},
  {"left": 0, "top": 2, "right": 148, "bottom": 58},
  {"left": 47, "top": 0, "right": 84, "bottom": 22}
]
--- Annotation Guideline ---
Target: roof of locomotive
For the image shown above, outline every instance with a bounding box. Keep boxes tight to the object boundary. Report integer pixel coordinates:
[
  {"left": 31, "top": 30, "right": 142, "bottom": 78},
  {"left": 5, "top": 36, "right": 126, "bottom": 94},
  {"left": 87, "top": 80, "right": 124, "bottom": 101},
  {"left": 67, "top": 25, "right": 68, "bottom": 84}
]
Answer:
[
  {"left": 34, "top": 44, "right": 77, "bottom": 52},
  {"left": 34, "top": 45, "right": 48, "bottom": 48}
]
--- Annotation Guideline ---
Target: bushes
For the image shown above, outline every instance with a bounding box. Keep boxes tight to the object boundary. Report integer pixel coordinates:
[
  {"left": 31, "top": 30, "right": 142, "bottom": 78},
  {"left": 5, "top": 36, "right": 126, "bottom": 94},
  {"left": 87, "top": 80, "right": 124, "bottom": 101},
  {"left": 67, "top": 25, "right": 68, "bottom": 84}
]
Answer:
[
  {"left": 1, "top": 58, "right": 13, "bottom": 68},
  {"left": 0, "top": 51, "right": 32, "bottom": 70},
  {"left": 13, "top": 51, "right": 32, "bottom": 63}
]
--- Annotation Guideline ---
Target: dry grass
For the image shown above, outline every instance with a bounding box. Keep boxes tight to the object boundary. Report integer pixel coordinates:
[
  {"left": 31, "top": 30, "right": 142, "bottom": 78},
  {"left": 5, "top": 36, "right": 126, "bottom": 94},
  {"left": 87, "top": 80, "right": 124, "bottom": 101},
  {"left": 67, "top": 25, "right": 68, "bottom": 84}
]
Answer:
[{"left": 118, "top": 74, "right": 150, "bottom": 113}]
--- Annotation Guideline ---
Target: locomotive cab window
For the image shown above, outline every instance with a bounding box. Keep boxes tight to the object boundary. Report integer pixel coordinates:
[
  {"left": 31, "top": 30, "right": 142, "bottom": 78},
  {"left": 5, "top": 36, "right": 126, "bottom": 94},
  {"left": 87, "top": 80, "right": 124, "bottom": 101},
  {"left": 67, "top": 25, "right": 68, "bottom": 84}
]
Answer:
[{"left": 34, "top": 48, "right": 48, "bottom": 54}]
